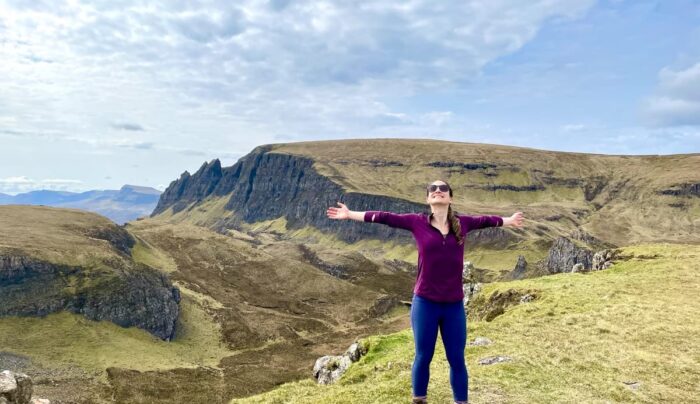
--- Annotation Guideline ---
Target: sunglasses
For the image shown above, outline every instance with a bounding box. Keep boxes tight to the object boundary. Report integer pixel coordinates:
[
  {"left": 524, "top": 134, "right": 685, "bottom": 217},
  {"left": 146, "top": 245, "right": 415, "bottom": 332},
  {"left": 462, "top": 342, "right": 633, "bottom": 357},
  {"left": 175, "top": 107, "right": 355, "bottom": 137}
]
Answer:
[{"left": 427, "top": 184, "right": 450, "bottom": 193}]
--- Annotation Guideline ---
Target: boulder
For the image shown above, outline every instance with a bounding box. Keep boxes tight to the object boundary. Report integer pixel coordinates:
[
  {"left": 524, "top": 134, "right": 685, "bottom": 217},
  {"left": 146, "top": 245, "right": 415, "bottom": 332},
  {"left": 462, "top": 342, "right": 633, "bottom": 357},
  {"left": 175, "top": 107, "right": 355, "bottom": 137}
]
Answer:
[
  {"left": 545, "top": 237, "right": 593, "bottom": 273},
  {"left": 313, "top": 339, "right": 370, "bottom": 384},
  {"left": 313, "top": 355, "right": 353, "bottom": 385},
  {"left": 469, "top": 337, "right": 492, "bottom": 346},
  {"left": 592, "top": 249, "right": 617, "bottom": 271},
  {"left": 571, "top": 263, "right": 587, "bottom": 273},
  {"left": 462, "top": 261, "right": 481, "bottom": 308},
  {"left": 0, "top": 370, "right": 49, "bottom": 404}
]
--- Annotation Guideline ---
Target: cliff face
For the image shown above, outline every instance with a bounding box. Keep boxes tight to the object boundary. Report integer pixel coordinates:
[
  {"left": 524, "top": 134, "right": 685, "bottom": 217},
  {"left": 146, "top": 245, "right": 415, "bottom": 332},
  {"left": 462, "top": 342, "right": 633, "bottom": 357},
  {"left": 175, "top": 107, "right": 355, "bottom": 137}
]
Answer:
[
  {"left": 152, "top": 146, "right": 508, "bottom": 245},
  {"left": 0, "top": 254, "right": 180, "bottom": 341},
  {"left": 0, "top": 206, "right": 180, "bottom": 341}
]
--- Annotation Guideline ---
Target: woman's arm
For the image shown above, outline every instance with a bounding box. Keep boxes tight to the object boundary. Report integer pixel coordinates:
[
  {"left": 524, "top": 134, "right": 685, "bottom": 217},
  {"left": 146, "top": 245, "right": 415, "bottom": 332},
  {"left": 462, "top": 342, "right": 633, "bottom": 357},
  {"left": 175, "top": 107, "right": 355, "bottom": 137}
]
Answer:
[
  {"left": 502, "top": 212, "right": 524, "bottom": 227},
  {"left": 327, "top": 202, "right": 417, "bottom": 231},
  {"left": 327, "top": 202, "right": 365, "bottom": 221},
  {"left": 459, "top": 211, "right": 524, "bottom": 232}
]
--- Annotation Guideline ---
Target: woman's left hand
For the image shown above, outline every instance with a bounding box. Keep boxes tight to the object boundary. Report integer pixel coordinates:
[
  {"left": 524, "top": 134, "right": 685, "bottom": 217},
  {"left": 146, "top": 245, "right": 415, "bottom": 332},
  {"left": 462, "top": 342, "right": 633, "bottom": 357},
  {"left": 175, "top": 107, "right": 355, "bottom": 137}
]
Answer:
[{"left": 503, "top": 211, "right": 524, "bottom": 227}]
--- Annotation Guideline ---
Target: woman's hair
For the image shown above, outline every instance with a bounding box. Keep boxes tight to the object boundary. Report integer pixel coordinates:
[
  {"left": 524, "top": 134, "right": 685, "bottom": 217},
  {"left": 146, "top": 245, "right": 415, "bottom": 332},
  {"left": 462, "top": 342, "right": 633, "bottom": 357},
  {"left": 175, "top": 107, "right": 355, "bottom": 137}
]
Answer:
[{"left": 426, "top": 180, "right": 464, "bottom": 245}]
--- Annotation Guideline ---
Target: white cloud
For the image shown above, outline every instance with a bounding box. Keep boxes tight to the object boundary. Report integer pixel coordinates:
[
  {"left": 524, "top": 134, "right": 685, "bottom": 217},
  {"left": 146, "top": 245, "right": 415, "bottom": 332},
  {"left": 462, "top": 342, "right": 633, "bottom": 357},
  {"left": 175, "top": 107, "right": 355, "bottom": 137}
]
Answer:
[
  {"left": 0, "top": 176, "right": 84, "bottom": 194},
  {"left": 0, "top": 0, "right": 596, "bottom": 141},
  {"left": 644, "top": 62, "right": 700, "bottom": 127},
  {"left": 0, "top": 0, "right": 606, "bottom": 191}
]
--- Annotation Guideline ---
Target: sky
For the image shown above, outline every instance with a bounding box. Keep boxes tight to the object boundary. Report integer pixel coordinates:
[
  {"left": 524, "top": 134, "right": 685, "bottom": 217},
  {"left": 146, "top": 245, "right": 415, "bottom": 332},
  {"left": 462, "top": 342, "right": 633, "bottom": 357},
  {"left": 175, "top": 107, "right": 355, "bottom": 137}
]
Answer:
[{"left": 1, "top": 0, "right": 699, "bottom": 194}]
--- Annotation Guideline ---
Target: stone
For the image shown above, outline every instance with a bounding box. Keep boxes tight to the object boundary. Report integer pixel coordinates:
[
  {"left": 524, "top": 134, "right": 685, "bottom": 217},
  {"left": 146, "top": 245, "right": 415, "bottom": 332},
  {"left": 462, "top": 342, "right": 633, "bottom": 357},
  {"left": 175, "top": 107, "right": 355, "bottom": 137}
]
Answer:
[
  {"left": 469, "top": 337, "right": 492, "bottom": 346},
  {"left": 0, "top": 370, "right": 32, "bottom": 404},
  {"left": 571, "top": 263, "right": 586, "bottom": 273},
  {"left": 545, "top": 237, "right": 593, "bottom": 274},
  {"left": 510, "top": 255, "right": 527, "bottom": 280},
  {"left": 345, "top": 342, "right": 367, "bottom": 362},
  {"left": 312, "top": 355, "right": 353, "bottom": 385},
  {"left": 478, "top": 355, "right": 513, "bottom": 365},
  {"left": 313, "top": 340, "right": 369, "bottom": 385},
  {"left": 622, "top": 380, "right": 641, "bottom": 390},
  {"left": 12, "top": 373, "right": 31, "bottom": 404},
  {"left": 520, "top": 294, "right": 534, "bottom": 303},
  {"left": 30, "top": 399, "right": 51, "bottom": 404},
  {"left": 0, "top": 371, "right": 17, "bottom": 402}
]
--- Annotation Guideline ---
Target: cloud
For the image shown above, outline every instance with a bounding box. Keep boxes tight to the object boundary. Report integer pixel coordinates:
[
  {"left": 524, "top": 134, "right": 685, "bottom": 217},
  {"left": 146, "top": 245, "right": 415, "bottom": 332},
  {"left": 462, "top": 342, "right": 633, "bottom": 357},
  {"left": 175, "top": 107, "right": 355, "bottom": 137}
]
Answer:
[
  {"left": 0, "top": 0, "right": 597, "bottom": 142},
  {"left": 562, "top": 124, "right": 586, "bottom": 132},
  {"left": 1, "top": 0, "right": 609, "bottom": 191},
  {"left": 0, "top": 176, "right": 84, "bottom": 194},
  {"left": 643, "top": 62, "right": 700, "bottom": 127},
  {"left": 111, "top": 122, "right": 145, "bottom": 131}
]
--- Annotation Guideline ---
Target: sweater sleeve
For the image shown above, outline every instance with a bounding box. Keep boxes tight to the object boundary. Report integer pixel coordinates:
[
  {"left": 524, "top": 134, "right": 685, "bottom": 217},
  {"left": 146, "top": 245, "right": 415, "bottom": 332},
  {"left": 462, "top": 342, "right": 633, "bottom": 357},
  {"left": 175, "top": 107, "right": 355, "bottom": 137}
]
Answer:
[
  {"left": 364, "top": 211, "right": 418, "bottom": 231},
  {"left": 459, "top": 214, "right": 503, "bottom": 233}
]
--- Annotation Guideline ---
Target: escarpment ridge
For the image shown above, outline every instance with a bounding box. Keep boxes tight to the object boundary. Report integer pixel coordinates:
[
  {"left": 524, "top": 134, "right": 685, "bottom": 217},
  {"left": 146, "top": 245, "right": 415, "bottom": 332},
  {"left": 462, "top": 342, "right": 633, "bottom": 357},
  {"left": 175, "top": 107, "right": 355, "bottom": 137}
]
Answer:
[{"left": 152, "top": 139, "right": 700, "bottom": 247}]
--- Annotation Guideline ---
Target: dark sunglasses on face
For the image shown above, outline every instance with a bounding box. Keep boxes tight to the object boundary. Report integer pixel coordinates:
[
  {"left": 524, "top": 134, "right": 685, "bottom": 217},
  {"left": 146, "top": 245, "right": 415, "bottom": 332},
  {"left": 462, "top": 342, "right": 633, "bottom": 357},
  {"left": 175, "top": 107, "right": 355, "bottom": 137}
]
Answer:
[{"left": 428, "top": 184, "right": 450, "bottom": 193}]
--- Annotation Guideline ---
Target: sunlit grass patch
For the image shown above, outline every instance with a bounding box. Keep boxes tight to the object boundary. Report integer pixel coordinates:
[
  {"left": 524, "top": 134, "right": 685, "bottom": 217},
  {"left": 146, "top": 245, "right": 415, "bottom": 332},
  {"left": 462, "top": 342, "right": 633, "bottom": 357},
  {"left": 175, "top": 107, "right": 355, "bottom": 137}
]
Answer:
[{"left": 231, "top": 243, "right": 700, "bottom": 403}]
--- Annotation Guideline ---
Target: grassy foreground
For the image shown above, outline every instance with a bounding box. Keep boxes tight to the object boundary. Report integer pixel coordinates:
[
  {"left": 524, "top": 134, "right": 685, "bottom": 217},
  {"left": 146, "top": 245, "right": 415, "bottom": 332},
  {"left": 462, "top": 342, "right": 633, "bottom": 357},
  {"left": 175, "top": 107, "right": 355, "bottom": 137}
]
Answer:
[{"left": 231, "top": 243, "right": 700, "bottom": 404}]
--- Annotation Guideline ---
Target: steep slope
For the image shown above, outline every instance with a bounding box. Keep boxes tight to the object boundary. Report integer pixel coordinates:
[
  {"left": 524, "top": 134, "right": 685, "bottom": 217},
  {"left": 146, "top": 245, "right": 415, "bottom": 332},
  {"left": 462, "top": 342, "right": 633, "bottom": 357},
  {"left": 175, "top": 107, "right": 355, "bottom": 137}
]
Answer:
[{"left": 0, "top": 205, "right": 179, "bottom": 340}]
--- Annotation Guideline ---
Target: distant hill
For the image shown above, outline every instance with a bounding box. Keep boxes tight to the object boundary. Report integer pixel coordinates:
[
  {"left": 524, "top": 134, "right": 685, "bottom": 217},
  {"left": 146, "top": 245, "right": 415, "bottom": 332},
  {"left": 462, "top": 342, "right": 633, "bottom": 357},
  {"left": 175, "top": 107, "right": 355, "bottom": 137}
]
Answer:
[{"left": 0, "top": 184, "right": 161, "bottom": 224}]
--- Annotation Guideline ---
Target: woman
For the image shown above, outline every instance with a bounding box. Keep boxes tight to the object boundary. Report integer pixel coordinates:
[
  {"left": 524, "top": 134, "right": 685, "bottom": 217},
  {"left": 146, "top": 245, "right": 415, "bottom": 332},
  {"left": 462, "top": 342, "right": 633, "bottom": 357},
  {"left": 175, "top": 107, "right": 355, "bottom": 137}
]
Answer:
[{"left": 326, "top": 180, "right": 524, "bottom": 404}]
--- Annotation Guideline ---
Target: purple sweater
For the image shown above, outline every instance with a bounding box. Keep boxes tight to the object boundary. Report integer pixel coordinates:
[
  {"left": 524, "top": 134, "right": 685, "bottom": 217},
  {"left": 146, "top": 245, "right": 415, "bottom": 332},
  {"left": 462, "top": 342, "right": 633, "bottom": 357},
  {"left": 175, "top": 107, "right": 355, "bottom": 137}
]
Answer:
[{"left": 364, "top": 211, "right": 503, "bottom": 303}]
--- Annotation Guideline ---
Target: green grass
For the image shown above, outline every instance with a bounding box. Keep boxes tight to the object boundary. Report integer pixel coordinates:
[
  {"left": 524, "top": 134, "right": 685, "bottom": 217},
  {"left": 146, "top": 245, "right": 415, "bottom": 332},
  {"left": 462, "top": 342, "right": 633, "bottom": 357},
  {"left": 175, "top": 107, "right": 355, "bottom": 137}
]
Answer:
[
  {"left": 230, "top": 243, "right": 700, "bottom": 403},
  {"left": 0, "top": 293, "right": 233, "bottom": 382},
  {"left": 131, "top": 235, "right": 178, "bottom": 273}
]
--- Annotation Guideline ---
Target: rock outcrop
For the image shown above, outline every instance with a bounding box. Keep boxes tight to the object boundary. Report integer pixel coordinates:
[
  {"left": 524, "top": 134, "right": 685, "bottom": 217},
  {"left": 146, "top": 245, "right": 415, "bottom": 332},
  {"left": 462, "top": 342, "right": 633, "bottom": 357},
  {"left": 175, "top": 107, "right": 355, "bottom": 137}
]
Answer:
[
  {"left": 468, "top": 288, "right": 538, "bottom": 322},
  {"left": 0, "top": 370, "right": 50, "bottom": 404},
  {"left": 510, "top": 255, "right": 528, "bottom": 279},
  {"left": 545, "top": 237, "right": 593, "bottom": 273},
  {"left": 462, "top": 261, "right": 482, "bottom": 308},
  {"left": 658, "top": 182, "right": 700, "bottom": 198},
  {"left": 592, "top": 249, "right": 617, "bottom": 270},
  {"left": 313, "top": 340, "right": 369, "bottom": 385}
]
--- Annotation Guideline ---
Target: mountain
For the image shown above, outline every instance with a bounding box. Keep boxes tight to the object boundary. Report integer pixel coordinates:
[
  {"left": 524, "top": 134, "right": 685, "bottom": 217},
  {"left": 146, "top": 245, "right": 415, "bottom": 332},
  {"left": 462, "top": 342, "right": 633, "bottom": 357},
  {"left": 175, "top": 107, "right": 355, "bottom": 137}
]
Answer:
[
  {"left": 151, "top": 139, "right": 699, "bottom": 272},
  {"left": 0, "top": 185, "right": 161, "bottom": 224},
  {"left": 2, "top": 139, "right": 698, "bottom": 403}
]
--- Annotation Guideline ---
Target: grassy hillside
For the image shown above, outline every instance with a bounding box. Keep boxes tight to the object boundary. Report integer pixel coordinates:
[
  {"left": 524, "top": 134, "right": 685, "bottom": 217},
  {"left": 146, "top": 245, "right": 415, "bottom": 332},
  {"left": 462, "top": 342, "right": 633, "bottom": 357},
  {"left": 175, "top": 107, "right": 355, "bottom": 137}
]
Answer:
[
  {"left": 0, "top": 205, "right": 131, "bottom": 267},
  {"left": 231, "top": 243, "right": 700, "bottom": 403},
  {"left": 268, "top": 139, "right": 700, "bottom": 246}
]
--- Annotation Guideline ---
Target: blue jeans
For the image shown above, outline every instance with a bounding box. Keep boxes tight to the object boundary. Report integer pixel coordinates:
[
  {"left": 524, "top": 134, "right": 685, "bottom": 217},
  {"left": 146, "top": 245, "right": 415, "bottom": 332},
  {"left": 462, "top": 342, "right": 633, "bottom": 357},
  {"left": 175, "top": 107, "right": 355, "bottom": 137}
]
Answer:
[{"left": 410, "top": 293, "right": 468, "bottom": 402}]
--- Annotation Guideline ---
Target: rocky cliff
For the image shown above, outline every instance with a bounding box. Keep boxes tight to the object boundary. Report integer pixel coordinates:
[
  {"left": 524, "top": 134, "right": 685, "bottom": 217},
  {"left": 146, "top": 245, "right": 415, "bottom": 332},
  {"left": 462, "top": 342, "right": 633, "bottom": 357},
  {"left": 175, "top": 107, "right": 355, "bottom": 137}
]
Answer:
[
  {"left": 0, "top": 206, "right": 180, "bottom": 341},
  {"left": 152, "top": 146, "right": 513, "bottom": 246},
  {"left": 153, "top": 147, "right": 418, "bottom": 244}
]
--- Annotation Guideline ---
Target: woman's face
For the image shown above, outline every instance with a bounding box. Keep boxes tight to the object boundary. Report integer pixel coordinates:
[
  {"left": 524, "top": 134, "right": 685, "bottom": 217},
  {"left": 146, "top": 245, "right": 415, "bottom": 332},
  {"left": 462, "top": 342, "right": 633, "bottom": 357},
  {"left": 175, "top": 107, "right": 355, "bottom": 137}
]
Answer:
[{"left": 426, "top": 181, "right": 452, "bottom": 207}]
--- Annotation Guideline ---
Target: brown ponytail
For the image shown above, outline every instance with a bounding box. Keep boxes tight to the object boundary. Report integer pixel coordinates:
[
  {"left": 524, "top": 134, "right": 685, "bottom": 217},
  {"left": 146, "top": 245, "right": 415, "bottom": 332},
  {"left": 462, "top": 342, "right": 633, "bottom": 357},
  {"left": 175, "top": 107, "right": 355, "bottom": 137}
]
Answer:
[{"left": 448, "top": 204, "right": 464, "bottom": 245}]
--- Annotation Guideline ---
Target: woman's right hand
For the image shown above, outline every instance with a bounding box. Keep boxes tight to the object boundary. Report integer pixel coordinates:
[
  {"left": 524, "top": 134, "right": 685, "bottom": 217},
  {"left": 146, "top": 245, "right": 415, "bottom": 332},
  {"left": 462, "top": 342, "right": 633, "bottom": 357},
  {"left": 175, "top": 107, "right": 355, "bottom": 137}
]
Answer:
[{"left": 327, "top": 201, "right": 350, "bottom": 220}]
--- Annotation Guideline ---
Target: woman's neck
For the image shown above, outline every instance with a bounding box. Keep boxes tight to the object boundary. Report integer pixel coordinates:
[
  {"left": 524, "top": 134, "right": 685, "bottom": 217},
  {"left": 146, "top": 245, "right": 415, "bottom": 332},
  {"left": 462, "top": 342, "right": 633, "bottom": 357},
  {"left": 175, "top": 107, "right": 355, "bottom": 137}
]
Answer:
[{"left": 431, "top": 206, "right": 449, "bottom": 226}]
